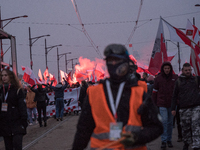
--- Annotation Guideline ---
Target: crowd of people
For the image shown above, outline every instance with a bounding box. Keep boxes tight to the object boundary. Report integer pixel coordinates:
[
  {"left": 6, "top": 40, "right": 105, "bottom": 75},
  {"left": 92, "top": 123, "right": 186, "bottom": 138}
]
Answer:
[{"left": 0, "top": 43, "right": 200, "bottom": 150}]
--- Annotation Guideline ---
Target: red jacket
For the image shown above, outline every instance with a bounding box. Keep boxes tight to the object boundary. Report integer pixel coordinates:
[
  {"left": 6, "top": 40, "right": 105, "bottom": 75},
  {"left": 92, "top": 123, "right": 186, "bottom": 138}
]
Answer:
[{"left": 152, "top": 62, "right": 178, "bottom": 108}]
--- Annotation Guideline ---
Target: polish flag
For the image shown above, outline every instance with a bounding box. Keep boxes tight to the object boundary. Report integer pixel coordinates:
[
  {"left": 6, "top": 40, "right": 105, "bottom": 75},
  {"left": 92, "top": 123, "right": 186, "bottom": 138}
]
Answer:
[
  {"left": 60, "top": 70, "right": 68, "bottom": 82},
  {"left": 49, "top": 73, "right": 57, "bottom": 86},
  {"left": 167, "top": 51, "right": 177, "bottom": 62},
  {"left": 22, "top": 66, "right": 37, "bottom": 86},
  {"left": 186, "top": 19, "right": 200, "bottom": 75},
  {"left": 43, "top": 68, "right": 49, "bottom": 83},
  {"left": 162, "top": 17, "right": 192, "bottom": 47},
  {"left": 148, "top": 18, "right": 168, "bottom": 75},
  {"left": 38, "top": 69, "right": 43, "bottom": 82}
]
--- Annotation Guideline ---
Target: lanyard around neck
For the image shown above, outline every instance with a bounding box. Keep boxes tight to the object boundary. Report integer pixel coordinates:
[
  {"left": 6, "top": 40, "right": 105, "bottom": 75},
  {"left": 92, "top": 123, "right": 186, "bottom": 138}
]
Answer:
[
  {"left": 106, "top": 80, "right": 125, "bottom": 119},
  {"left": 3, "top": 84, "right": 11, "bottom": 102}
]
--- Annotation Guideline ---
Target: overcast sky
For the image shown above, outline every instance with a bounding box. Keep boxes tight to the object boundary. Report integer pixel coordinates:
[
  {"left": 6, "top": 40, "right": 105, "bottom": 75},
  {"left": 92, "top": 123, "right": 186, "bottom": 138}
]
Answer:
[{"left": 1, "top": 0, "right": 200, "bottom": 79}]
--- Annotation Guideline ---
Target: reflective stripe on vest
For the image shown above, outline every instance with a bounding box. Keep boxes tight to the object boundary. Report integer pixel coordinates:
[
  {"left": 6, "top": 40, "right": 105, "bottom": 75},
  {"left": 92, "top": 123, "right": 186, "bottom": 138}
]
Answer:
[{"left": 88, "top": 83, "right": 147, "bottom": 150}]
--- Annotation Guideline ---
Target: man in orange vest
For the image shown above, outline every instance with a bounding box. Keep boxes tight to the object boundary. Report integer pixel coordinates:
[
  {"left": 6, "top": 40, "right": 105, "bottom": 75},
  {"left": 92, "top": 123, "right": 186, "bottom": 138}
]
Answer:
[{"left": 72, "top": 44, "right": 163, "bottom": 150}]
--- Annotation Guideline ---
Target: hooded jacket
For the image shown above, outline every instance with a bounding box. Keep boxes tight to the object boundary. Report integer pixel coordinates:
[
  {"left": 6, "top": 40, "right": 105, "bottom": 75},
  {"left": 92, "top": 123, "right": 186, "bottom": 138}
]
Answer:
[
  {"left": 31, "top": 84, "right": 48, "bottom": 102},
  {"left": 50, "top": 80, "right": 68, "bottom": 99},
  {"left": 152, "top": 62, "right": 178, "bottom": 108}
]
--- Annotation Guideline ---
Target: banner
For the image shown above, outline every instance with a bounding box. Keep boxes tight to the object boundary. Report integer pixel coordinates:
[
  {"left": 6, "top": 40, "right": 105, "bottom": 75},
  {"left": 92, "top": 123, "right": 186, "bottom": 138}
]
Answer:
[
  {"left": 46, "top": 87, "right": 81, "bottom": 117},
  {"left": 31, "top": 87, "right": 81, "bottom": 118}
]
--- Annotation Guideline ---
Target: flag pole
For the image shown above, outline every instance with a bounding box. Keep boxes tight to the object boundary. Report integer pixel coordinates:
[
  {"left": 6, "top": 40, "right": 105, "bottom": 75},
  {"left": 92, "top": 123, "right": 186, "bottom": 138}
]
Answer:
[{"left": 161, "top": 16, "right": 200, "bottom": 49}]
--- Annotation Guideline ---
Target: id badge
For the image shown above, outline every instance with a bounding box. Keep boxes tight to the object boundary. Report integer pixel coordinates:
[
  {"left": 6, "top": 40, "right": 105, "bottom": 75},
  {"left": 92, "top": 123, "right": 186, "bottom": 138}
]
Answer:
[
  {"left": 109, "top": 122, "right": 122, "bottom": 141},
  {"left": 1, "top": 103, "right": 8, "bottom": 112}
]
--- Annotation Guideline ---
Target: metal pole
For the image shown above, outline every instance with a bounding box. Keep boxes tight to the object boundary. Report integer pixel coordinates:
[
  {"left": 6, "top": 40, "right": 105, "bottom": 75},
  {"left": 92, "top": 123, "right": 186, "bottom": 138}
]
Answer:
[
  {"left": 177, "top": 42, "right": 181, "bottom": 72},
  {"left": 45, "top": 39, "right": 47, "bottom": 69},
  {"left": 65, "top": 54, "right": 67, "bottom": 73},
  {"left": 57, "top": 47, "right": 60, "bottom": 82},
  {"left": 72, "top": 59, "right": 73, "bottom": 70},
  {"left": 29, "top": 27, "right": 33, "bottom": 70},
  {"left": 0, "top": 7, "right": 2, "bottom": 68}
]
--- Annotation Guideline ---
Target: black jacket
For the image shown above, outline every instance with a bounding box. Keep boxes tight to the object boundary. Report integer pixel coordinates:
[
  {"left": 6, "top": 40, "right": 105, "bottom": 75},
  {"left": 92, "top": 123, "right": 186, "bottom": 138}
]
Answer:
[
  {"left": 31, "top": 84, "right": 48, "bottom": 102},
  {"left": 0, "top": 84, "right": 27, "bottom": 136},
  {"left": 72, "top": 78, "right": 163, "bottom": 150},
  {"left": 171, "top": 74, "right": 200, "bottom": 110}
]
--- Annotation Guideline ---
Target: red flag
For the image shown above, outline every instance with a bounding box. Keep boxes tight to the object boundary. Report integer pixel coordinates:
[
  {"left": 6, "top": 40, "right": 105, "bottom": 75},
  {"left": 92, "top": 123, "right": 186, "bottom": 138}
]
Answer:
[
  {"left": 49, "top": 73, "right": 57, "bottom": 86},
  {"left": 22, "top": 66, "right": 37, "bottom": 86},
  {"left": 38, "top": 69, "right": 43, "bottom": 82},
  {"left": 43, "top": 68, "right": 49, "bottom": 83},
  {"left": 148, "top": 18, "right": 168, "bottom": 75},
  {"left": 129, "top": 44, "right": 132, "bottom": 47}
]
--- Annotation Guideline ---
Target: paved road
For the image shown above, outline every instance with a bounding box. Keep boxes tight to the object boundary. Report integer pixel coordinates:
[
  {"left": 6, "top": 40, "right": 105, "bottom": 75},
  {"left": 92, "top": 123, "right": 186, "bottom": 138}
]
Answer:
[{"left": 0, "top": 114, "right": 194, "bottom": 150}]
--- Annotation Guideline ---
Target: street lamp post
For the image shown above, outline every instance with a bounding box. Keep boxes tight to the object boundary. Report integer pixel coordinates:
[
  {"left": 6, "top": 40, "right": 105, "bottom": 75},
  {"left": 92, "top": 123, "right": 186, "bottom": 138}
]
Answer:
[
  {"left": 67, "top": 58, "right": 78, "bottom": 71},
  {"left": 166, "top": 39, "right": 181, "bottom": 71},
  {"left": 57, "top": 49, "right": 71, "bottom": 81},
  {"left": 45, "top": 38, "right": 62, "bottom": 69},
  {"left": 0, "top": 7, "right": 28, "bottom": 63},
  {"left": 29, "top": 27, "right": 50, "bottom": 70}
]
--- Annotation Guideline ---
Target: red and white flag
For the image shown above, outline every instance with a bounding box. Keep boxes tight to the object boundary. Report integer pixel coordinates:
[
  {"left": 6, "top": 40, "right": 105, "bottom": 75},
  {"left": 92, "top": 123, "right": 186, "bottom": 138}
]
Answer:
[
  {"left": 49, "top": 73, "right": 57, "bottom": 86},
  {"left": 21, "top": 66, "right": 37, "bottom": 86},
  {"left": 43, "top": 68, "right": 49, "bottom": 83},
  {"left": 186, "top": 19, "right": 200, "bottom": 75},
  {"left": 38, "top": 69, "right": 43, "bottom": 82},
  {"left": 148, "top": 18, "right": 168, "bottom": 75},
  {"left": 162, "top": 17, "right": 192, "bottom": 47},
  {"left": 60, "top": 70, "right": 68, "bottom": 82},
  {"left": 167, "top": 51, "right": 177, "bottom": 62}
]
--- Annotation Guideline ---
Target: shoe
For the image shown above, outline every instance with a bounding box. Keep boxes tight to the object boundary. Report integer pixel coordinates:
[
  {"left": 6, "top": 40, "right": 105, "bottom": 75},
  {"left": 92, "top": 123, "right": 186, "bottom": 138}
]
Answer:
[
  {"left": 29, "top": 123, "right": 33, "bottom": 126},
  {"left": 44, "top": 122, "right": 47, "bottom": 127},
  {"left": 56, "top": 118, "right": 59, "bottom": 121},
  {"left": 161, "top": 142, "right": 166, "bottom": 149},
  {"left": 60, "top": 118, "right": 63, "bottom": 121},
  {"left": 35, "top": 120, "right": 38, "bottom": 124},
  {"left": 177, "top": 137, "right": 182, "bottom": 142},
  {"left": 183, "top": 143, "right": 189, "bottom": 150},
  {"left": 167, "top": 141, "right": 173, "bottom": 148}
]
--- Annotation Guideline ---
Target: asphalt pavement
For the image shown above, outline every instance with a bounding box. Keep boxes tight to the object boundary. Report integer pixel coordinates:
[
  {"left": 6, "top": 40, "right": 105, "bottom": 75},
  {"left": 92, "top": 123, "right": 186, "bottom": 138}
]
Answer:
[{"left": 0, "top": 114, "right": 195, "bottom": 150}]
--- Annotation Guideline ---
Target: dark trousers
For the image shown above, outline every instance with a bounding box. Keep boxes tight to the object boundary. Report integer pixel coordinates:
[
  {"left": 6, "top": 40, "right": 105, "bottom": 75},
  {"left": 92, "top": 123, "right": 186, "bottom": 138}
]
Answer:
[
  {"left": 176, "top": 105, "right": 182, "bottom": 138},
  {"left": 3, "top": 134, "right": 23, "bottom": 150},
  {"left": 37, "top": 101, "right": 47, "bottom": 125}
]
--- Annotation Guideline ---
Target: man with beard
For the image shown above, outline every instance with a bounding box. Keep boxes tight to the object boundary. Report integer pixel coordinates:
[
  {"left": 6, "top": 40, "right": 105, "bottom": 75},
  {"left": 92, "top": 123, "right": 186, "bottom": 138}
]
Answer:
[
  {"left": 72, "top": 44, "right": 163, "bottom": 150},
  {"left": 171, "top": 63, "right": 200, "bottom": 150}
]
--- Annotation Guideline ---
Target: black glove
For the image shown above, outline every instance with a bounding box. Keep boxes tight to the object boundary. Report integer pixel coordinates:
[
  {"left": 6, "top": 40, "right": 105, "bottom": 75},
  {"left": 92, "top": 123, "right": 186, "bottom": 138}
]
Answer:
[{"left": 120, "top": 132, "right": 137, "bottom": 148}]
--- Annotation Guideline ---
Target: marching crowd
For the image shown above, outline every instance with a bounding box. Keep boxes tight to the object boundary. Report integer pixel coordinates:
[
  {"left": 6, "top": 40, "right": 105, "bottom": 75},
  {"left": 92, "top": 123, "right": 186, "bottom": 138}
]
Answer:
[{"left": 0, "top": 43, "right": 200, "bottom": 150}]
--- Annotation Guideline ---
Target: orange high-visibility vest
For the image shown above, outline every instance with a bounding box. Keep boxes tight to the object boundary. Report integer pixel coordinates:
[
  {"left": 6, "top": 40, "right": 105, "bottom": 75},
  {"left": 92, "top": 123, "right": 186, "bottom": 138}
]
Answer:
[
  {"left": 88, "top": 83, "right": 147, "bottom": 150},
  {"left": 138, "top": 80, "right": 147, "bottom": 93}
]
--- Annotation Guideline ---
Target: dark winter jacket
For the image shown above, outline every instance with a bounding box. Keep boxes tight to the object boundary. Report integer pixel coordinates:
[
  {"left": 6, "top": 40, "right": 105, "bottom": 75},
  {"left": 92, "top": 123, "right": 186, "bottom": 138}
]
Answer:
[
  {"left": 49, "top": 80, "right": 68, "bottom": 99},
  {"left": 78, "top": 84, "right": 88, "bottom": 108},
  {"left": 31, "top": 84, "right": 48, "bottom": 102},
  {"left": 147, "top": 80, "right": 154, "bottom": 96},
  {"left": 72, "top": 78, "right": 163, "bottom": 150},
  {"left": 0, "top": 84, "right": 28, "bottom": 136},
  {"left": 152, "top": 62, "right": 178, "bottom": 108},
  {"left": 171, "top": 74, "right": 200, "bottom": 110}
]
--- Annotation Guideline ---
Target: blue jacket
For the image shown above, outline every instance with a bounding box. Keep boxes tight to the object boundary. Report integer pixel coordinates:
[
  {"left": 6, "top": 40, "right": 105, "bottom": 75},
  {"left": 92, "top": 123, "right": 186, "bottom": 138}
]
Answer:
[{"left": 50, "top": 80, "right": 68, "bottom": 99}]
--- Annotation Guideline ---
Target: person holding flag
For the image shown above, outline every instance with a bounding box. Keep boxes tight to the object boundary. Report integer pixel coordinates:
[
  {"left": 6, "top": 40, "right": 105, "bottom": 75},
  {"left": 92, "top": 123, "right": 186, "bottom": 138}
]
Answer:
[{"left": 49, "top": 78, "right": 68, "bottom": 121}]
